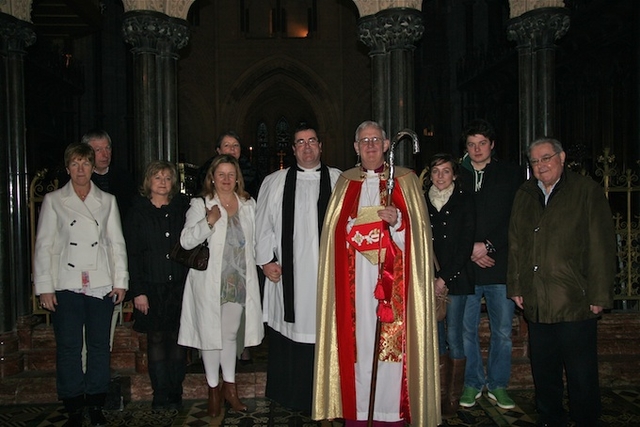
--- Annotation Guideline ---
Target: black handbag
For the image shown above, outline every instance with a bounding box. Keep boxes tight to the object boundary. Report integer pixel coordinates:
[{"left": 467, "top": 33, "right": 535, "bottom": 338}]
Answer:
[
  {"left": 170, "top": 197, "right": 210, "bottom": 270},
  {"left": 170, "top": 239, "right": 209, "bottom": 270}
]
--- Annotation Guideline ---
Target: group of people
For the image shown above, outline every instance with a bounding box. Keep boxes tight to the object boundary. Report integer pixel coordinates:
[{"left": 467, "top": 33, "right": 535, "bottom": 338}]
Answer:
[
  {"left": 33, "top": 118, "right": 616, "bottom": 427},
  {"left": 424, "top": 119, "right": 616, "bottom": 427}
]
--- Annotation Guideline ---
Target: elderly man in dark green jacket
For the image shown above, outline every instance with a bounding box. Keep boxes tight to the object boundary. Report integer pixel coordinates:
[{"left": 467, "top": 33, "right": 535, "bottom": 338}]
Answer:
[{"left": 507, "top": 137, "right": 616, "bottom": 427}]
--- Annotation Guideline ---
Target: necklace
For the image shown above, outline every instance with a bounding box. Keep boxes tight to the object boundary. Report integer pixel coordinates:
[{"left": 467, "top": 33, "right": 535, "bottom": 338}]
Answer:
[
  {"left": 78, "top": 193, "right": 88, "bottom": 201},
  {"left": 219, "top": 197, "right": 235, "bottom": 208}
]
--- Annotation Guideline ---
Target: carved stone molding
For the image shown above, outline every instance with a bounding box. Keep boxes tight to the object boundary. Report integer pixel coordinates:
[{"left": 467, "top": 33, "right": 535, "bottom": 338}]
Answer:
[
  {"left": 122, "top": 0, "right": 195, "bottom": 20},
  {"left": 0, "top": 0, "right": 32, "bottom": 22},
  {"left": 358, "top": 8, "right": 424, "bottom": 54},
  {"left": 0, "top": 12, "right": 36, "bottom": 54},
  {"left": 509, "top": 0, "right": 564, "bottom": 19},
  {"left": 122, "top": 10, "right": 189, "bottom": 56},
  {"left": 506, "top": 7, "right": 570, "bottom": 49},
  {"left": 352, "top": 0, "right": 421, "bottom": 18}
]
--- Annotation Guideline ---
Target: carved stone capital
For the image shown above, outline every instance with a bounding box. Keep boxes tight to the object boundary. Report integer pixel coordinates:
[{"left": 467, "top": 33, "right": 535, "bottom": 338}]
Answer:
[
  {"left": 352, "top": 0, "right": 422, "bottom": 18},
  {"left": 506, "top": 7, "right": 570, "bottom": 50},
  {"left": 358, "top": 8, "right": 424, "bottom": 54},
  {"left": 0, "top": 1, "right": 32, "bottom": 22},
  {"left": 122, "top": 0, "right": 196, "bottom": 20},
  {"left": 0, "top": 13, "right": 36, "bottom": 54},
  {"left": 122, "top": 10, "right": 190, "bottom": 57}
]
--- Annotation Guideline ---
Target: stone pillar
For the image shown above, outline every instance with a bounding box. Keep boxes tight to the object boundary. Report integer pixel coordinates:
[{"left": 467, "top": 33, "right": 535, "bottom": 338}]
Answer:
[
  {"left": 507, "top": 6, "right": 569, "bottom": 165},
  {"left": 0, "top": 11, "right": 36, "bottom": 377},
  {"left": 358, "top": 8, "right": 424, "bottom": 168},
  {"left": 122, "top": 10, "right": 190, "bottom": 181}
]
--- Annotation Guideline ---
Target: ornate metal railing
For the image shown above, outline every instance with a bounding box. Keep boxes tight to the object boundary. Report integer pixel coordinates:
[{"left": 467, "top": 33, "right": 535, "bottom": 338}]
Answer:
[{"left": 596, "top": 149, "right": 640, "bottom": 309}]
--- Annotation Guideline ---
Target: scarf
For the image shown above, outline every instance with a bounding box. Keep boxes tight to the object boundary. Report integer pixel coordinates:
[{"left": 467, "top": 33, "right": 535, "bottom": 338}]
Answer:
[
  {"left": 428, "top": 183, "right": 455, "bottom": 211},
  {"left": 281, "top": 163, "right": 331, "bottom": 322}
]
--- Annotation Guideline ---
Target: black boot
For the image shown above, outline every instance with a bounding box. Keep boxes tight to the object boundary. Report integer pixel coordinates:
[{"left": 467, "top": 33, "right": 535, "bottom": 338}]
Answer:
[
  {"left": 167, "top": 358, "right": 187, "bottom": 410},
  {"left": 149, "top": 360, "right": 170, "bottom": 410},
  {"left": 85, "top": 393, "right": 107, "bottom": 426},
  {"left": 62, "top": 395, "right": 85, "bottom": 427}
]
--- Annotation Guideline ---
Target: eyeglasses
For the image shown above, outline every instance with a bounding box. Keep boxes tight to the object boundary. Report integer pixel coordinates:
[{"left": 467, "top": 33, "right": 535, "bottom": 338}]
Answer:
[
  {"left": 529, "top": 152, "right": 559, "bottom": 166},
  {"left": 294, "top": 137, "right": 319, "bottom": 146},
  {"left": 357, "top": 137, "right": 383, "bottom": 146}
]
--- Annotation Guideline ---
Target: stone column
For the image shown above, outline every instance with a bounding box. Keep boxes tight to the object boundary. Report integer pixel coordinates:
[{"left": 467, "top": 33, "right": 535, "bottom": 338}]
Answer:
[
  {"left": 358, "top": 8, "right": 424, "bottom": 168},
  {"left": 122, "top": 10, "right": 190, "bottom": 181},
  {"left": 507, "top": 6, "right": 570, "bottom": 165},
  {"left": 0, "top": 11, "right": 36, "bottom": 377}
]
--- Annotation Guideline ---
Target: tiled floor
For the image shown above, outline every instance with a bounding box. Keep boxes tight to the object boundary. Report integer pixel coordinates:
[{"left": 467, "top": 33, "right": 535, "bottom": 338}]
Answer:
[{"left": 1, "top": 387, "right": 639, "bottom": 426}]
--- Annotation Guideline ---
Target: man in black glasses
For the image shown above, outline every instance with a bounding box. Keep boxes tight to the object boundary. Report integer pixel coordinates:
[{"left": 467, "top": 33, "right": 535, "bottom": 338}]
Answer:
[
  {"left": 508, "top": 137, "right": 615, "bottom": 426},
  {"left": 255, "top": 123, "right": 341, "bottom": 413}
]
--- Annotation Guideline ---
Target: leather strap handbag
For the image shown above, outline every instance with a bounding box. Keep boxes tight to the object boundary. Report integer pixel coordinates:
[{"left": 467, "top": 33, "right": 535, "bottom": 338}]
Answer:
[{"left": 169, "top": 197, "right": 210, "bottom": 270}]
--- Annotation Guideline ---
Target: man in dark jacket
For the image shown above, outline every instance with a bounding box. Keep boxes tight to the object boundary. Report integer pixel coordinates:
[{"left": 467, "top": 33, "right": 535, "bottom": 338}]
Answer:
[
  {"left": 458, "top": 119, "right": 522, "bottom": 410},
  {"left": 508, "top": 138, "right": 616, "bottom": 426},
  {"left": 81, "top": 129, "right": 137, "bottom": 219}
]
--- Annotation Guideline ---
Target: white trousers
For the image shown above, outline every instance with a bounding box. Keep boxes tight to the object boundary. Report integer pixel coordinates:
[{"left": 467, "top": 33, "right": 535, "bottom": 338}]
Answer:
[{"left": 201, "top": 302, "right": 243, "bottom": 388}]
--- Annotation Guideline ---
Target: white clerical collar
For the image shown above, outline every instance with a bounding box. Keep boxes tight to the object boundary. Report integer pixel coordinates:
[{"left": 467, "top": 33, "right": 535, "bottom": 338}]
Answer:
[{"left": 297, "top": 164, "right": 320, "bottom": 172}]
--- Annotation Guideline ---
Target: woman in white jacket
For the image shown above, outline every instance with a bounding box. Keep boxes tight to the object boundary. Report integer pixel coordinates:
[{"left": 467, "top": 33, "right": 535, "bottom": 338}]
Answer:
[
  {"left": 178, "top": 154, "right": 263, "bottom": 417},
  {"left": 33, "top": 142, "right": 128, "bottom": 427}
]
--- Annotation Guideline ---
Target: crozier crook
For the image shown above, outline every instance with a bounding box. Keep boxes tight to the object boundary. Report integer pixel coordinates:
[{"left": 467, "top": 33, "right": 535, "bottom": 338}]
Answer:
[{"left": 368, "top": 128, "right": 420, "bottom": 427}]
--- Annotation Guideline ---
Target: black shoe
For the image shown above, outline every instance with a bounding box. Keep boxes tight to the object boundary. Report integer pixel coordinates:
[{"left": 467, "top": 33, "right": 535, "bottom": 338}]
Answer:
[
  {"left": 152, "top": 395, "right": 168, "bottom": 410},
  {"left": 88, "top": 407, "right": 107, "bottom": 426},
  {"left": 63, "top": 412, "right": 83, "bottom": 427},
  {"left": 166, "top": 395, "right": 183, "bottom": 411}
]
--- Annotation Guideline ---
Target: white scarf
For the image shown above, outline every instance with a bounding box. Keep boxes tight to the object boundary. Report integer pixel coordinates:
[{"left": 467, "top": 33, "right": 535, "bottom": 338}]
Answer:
[{"left": 428, "top": 183, "right": 455, "bottom": 212}]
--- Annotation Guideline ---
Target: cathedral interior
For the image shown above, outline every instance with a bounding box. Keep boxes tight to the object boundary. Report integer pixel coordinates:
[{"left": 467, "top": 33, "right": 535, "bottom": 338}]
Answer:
[{"left": 1, "top": 0, "right": 639, "bottom": 425}]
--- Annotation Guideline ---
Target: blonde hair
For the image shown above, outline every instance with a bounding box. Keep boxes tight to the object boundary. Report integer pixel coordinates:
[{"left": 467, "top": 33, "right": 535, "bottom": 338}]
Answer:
[{"left": 202, "top": 155, "right": 249, "bottom": 200}]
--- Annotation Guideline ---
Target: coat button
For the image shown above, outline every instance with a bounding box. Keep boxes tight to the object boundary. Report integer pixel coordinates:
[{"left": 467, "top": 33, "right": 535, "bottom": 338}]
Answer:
[
  {"left": 533, "top": 265, "right": 539, "bottom": 272},
  {"left": 168, "top": 274, "right": 173, "bottom": 281},
  {"left": 534, "top": 227, "right": 540, "bottom": 232},
  {"left": 165, "top": 232, "right": 170, "bottom": 237},
  {"left": 166, "top": 254, "right": 170, "bottom": 259}
]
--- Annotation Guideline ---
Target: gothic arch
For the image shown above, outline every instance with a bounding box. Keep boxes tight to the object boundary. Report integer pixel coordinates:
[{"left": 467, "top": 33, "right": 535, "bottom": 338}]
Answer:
[{"left": 218, "top": 55, "right": 342, "bottom": 167}]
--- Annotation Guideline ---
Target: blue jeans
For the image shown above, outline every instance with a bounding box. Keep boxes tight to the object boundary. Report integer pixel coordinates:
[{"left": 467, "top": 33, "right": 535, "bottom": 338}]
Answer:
[
  {"left": 52, "top": 290, "right": 114, "bottom": 399},
  {"left": 438, "top": 294, "right": 467, "bottom": 359},
  {"left": 462, "top": 284, "right": 514, "bottom": 391}
]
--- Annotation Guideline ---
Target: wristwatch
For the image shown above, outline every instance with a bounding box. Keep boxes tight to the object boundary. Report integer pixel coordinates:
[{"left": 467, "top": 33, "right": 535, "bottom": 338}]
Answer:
[{"left": 484, "top": 240, "right": 496, "bottom": 254}]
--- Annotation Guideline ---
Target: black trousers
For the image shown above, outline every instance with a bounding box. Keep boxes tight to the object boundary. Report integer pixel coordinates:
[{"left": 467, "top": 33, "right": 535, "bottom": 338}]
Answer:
[
  {"left": 528, "top": 318, "right": 601, "bottom": 427},
  {"left": 265, "top": 326, "right": 315, "bottom": 413}
]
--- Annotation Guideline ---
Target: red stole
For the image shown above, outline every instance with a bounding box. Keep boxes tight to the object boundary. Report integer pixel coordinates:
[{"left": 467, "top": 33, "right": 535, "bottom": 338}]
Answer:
[{"left": 334, "top": 178, "right": 412, "bottom": 422}]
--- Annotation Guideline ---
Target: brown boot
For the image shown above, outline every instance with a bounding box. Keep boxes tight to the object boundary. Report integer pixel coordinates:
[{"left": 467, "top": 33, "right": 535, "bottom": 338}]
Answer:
[
  {"left": 208, "top": 384, "right": 222, "bottom": 417},
  {"left": 222, "top": 381, "right": 247, "bottom": 412},
  {"left": 443, "top": 357, "right": 466, "bottom": 418},
  {"left": 440, "top": 354, "right": 452, "bottom": 418}
]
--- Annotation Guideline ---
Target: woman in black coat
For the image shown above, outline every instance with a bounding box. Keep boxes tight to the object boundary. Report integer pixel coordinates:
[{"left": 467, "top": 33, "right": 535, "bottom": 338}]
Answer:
[
  {"left": 425, "top": 153, "right": 476, "bottom": 418},
  {"left": 124, "top": 161, "right": 189, "bottom": 410}
]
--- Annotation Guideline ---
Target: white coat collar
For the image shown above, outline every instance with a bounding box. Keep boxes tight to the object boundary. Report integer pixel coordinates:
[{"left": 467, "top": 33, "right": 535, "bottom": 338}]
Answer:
[{"left": 60, "top": 181, "right": 104, "bottom": 220}]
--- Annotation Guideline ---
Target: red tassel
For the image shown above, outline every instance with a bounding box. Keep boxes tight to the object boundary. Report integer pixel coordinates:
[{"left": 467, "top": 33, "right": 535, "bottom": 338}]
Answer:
[
  {"left": 377, "top": 302, "right": 394, "bottom": 323},
  {"left": 374, "top": 279, "right": 385, "bottom": 299}
]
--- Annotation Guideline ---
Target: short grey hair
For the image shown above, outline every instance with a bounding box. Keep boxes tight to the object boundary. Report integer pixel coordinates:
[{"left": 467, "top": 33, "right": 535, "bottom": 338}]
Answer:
[
  {"left": 527, "top": 137, "right": 564, "bottom": 160},
  {"left": 81, "top": 129, "right": 112, "bottom": 147},
  {"left": 355, "top": 120, "right": 387, "bottom": 142}
]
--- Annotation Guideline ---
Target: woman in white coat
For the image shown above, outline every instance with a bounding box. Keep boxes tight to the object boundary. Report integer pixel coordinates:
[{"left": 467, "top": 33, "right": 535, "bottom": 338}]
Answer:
[
  {"left": 178, "top": 154, "right": 263, "bottom": 417},
  {"left": 33, "top": 142, "right": 128, "bottom": 427}
]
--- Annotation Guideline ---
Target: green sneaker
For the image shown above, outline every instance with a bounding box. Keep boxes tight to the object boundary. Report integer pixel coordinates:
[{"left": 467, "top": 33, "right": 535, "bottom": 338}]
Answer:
[
  {"left": 459, "top": 386, "right": 481, "bottom": 408},
  {"left": 487, "top": 388, "right": 515, "bottom": 409}
]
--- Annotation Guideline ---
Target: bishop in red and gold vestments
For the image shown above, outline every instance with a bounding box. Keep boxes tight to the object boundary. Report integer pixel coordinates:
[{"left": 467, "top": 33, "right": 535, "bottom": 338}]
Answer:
[{"left": 312, "top": 121, "right": 441, "bottom": 427}]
